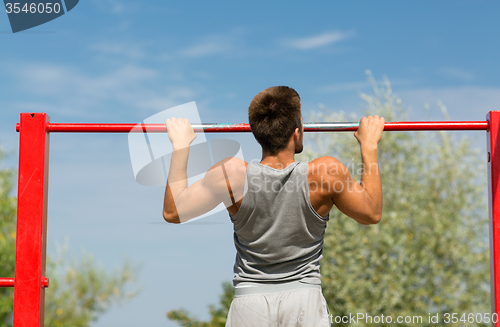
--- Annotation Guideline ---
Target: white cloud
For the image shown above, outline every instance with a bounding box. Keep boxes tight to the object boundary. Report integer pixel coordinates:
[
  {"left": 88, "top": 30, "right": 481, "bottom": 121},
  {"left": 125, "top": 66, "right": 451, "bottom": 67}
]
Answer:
[
  {"left": 17, "top": 64, "right": 157, "bottom": 97},
  {"left": 9, "top": 63, "right": 198, "bottom": 119},
  {"left": 133, "top": 87, "right": 198, "bottom": 111},
  {"left": 319, "top": 81, "right": 371, "bottom": 93},
  {"left": 398, "top": 86, "right": 500, "bottom": 121},
  {"left": 318, "top": 77, "right": 416, "bottom": 94},
  {"left": 181, "top": 41, "right": 231, "bottom": 57},
  {"left": 438, "top": 67, "right": 476, "bottom": 82},
  {"left": 89, "top": 43, "right": 146, "bottom": 59},
  {"left": 283, "top": 31, "right": 354, "bottom": 50},
  {"left": 178, "top": 32, "right": 243, "bottom": 58},
  {"left": 91, "top": 0, "right": 129, "bottom": 14}
]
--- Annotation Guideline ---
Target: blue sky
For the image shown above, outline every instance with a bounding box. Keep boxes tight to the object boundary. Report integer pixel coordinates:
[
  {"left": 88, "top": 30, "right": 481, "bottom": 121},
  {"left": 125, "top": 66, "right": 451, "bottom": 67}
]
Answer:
[{"left": 1, "top": 1, "right": 499, "bottom": 326}]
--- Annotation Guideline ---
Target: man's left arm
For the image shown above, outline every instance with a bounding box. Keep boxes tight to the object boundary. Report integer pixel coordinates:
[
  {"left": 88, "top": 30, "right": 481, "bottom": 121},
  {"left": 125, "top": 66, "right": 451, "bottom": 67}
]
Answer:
[{"left": 162, "top": 118, "right": 236, "bottom": 223}]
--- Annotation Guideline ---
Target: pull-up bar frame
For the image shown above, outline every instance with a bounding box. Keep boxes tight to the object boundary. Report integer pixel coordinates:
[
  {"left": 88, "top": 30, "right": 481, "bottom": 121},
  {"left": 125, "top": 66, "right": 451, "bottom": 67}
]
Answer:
[
  {"left": 16, "top": 121, "right": 489, "bottom": 133},
  {"left": 3, "top": 112, "right": 500, "bottom": 326}
]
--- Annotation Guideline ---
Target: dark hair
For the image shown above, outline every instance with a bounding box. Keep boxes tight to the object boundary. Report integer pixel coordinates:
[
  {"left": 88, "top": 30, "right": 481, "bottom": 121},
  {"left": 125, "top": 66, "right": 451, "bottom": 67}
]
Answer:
[{"left": 248, "top": 86, "right": 301, "bottom": 155}]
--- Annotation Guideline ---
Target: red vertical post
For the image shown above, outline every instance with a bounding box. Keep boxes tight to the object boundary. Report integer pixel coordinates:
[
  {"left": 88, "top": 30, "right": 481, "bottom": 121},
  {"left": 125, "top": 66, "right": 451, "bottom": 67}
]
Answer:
[
  {"left": 488, "top": 111, "right": 500, "bottom": 326},
  {"left": 13, "top": 113, "right": 50, "bottom": 327}
]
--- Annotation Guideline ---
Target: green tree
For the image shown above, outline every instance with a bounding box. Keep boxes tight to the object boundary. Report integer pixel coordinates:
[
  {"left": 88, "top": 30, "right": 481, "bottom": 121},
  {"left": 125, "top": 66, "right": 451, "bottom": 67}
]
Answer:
[
  {"left": 300, "top": 72, "right": 489, "bottom": 326},
  {"left": 0, "top": 148, "right": 17, "bottom": 324},
  {"left": 0, "top": 148, "right": 140, "bottom": 327},
  {"left": 167, "top": 282, "right": 234, "bottom": 327},
  {"left": 43, "top": 244, "right": 140, "bottom": 327},
  {"left": 166, "top": 73, "right": 490, "bottom": 326}
]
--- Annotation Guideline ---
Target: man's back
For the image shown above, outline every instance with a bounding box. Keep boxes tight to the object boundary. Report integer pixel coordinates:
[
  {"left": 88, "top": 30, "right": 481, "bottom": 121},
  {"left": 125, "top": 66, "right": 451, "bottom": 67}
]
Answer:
[{"left": 231, "top": 161, "right": 329, "bottom": 286}]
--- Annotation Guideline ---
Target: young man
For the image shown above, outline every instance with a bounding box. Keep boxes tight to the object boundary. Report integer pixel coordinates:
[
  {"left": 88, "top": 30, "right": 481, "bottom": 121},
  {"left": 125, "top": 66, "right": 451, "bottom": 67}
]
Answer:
[{"left": 163, "top": 86, "right": 384, "bottom": 326}]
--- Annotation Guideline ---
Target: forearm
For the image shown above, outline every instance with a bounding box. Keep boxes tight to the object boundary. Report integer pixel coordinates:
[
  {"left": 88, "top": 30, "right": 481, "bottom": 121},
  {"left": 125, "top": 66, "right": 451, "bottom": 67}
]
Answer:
[
  {"left": 359, "top": 144, "right": 382, "bottom": 222},
  {"left": 163, "top": 146, "right": 190, "bottom": 222}
]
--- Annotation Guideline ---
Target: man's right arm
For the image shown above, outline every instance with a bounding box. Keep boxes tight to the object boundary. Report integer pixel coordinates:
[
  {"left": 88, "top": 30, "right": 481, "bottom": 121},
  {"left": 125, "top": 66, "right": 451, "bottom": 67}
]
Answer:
[{"left": 324, "top": 115, "right": 384, "bottom": 225}]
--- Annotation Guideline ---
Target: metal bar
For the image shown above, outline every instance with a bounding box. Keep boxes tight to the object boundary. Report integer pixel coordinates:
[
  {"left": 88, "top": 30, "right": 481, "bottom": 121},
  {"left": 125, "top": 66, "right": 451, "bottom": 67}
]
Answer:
[
  {"left": 14, "top": 113, "right": 50, "bottom": 327},
  {"left": 0, "top": 278, "right": 14, "bottom": 287},
  {"left": 15, "top": 121, "right": 489, "bottom": 133},
  {"left": 488, "top": 111, "right": 500, "bottom": 326}
]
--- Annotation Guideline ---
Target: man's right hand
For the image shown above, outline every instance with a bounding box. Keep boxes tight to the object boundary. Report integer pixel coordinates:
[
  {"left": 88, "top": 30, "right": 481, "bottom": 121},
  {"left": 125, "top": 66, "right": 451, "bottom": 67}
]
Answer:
[{"left": 354, "top": 115, "right": 385, "bottom": 148}]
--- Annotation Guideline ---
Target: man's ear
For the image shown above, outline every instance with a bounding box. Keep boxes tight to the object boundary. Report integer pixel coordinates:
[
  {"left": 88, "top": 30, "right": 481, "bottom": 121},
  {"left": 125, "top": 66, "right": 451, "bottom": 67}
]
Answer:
[{"left": 293, "top": 128, "right": 300, "bottom": 141}]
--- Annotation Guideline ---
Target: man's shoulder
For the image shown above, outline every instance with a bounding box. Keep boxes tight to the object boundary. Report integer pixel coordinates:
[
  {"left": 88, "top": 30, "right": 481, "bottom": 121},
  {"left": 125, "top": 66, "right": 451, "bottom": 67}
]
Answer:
[
  {"left": 213, "top": 157, "right": 248, "bottom": 174},
  {"left": 308, "top": 156, "right": 348, "bottom": 180},
  {"left": 208, "top": 157, "right": 248, "bottom": 188}
]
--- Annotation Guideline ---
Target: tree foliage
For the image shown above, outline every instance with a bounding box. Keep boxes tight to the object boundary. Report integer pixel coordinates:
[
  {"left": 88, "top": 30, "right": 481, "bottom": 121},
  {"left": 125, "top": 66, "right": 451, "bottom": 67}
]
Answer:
[
  {"left": 166, "top": 73, "right": 490, "bottom": 326},
  {"left": 300, "top": 72, "right": 490, "bottom": 326},
  {"left": 0, "top": 148, "right": 140, "bottom": 327},
  {"left": 43, "top": 244, "right": 140, "bottom": 327},
  {"left": 167, "top": 282, "right": 234, "bottom": 327},
  {"left": 0, "top": 148, "right": 17, "bottom": 325}
]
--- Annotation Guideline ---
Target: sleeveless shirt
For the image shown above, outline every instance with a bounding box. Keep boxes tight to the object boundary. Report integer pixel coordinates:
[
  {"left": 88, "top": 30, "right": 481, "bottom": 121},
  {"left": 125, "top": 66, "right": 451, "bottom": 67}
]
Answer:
[{"left": 230, "top": 161, "right": 329, "bottom": 286}]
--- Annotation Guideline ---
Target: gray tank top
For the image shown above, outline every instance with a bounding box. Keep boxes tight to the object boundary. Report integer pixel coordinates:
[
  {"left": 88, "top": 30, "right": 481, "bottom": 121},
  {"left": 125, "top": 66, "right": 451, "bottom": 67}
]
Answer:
[{"left": 230, "top": 161, "right": 329, "bottom": 286}]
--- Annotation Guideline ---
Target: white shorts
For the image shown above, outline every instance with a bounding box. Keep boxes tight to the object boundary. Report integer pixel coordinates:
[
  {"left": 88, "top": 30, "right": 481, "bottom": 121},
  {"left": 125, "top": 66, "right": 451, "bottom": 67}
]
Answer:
[{"left": 226, "top": 283, "right": 331, "bottom": 327}]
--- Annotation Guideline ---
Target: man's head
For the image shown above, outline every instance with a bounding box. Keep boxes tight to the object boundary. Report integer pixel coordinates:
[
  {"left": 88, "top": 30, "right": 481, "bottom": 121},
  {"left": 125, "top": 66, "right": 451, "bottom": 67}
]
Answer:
[{"left": 248, "top": 86, "right": 303, "bottom": 155}]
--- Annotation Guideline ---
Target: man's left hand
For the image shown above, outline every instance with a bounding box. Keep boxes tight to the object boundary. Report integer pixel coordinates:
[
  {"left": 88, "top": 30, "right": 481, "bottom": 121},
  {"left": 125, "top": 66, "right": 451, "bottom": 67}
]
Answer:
[{"left": 165, "top": 117, "right": 197, "bottom": 149}]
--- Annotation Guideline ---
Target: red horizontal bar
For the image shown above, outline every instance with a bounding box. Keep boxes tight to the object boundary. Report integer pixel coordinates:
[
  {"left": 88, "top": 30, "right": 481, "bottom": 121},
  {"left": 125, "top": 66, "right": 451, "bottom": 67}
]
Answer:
[
  {"left": 16, "top": 121, "right": 489, "bottom": 133},
  {"left": 42, "top": 276, "right": 49, "bottom": 288},
  {"left": 0, "top": 277, "right": 15, "bottom": 287},
  {"left": 0, "top": 277, "right": 48, "bottom": 288}
]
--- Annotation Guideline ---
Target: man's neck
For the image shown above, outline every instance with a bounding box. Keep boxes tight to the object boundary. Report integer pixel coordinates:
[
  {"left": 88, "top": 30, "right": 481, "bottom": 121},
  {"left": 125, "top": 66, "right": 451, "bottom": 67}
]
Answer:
[{"left": 260, "top": 149, "right": 296, "bottom": 170}]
